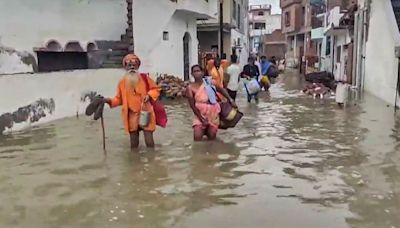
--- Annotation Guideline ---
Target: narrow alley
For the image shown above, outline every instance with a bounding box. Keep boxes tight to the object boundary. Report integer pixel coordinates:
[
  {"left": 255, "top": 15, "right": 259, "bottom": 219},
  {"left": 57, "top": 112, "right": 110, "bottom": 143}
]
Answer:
[{"left": 0, "top": 72, "right": 398, "bottom": 228}]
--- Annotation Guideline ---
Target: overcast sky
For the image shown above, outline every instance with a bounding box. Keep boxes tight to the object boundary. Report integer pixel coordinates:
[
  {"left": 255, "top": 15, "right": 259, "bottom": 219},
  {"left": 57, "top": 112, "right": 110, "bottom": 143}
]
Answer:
[{"left": 249, "top": 0, "right": 281, "bottom": 14}]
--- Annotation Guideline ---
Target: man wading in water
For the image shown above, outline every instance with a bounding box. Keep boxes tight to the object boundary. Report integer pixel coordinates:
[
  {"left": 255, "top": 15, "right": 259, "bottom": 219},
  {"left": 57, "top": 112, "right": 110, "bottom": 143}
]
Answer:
[
  {"left": 104, "top": 54, "right": 160, "bottom": 148},
  {"left": 186, "top": 65, "right": 236, "bottom": 141}
]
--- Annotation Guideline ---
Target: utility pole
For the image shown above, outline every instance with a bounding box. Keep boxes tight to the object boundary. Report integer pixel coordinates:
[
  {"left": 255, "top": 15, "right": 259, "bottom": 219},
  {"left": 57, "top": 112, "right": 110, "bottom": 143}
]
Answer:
[{"left": 219, "top": 0, "right": 224, "bottom": 58}]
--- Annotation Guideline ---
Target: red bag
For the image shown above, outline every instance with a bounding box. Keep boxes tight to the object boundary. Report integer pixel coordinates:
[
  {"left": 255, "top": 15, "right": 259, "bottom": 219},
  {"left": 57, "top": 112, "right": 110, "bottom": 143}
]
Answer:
[{"left": 141, "top": 74, "right": 168, "bottom": 128}]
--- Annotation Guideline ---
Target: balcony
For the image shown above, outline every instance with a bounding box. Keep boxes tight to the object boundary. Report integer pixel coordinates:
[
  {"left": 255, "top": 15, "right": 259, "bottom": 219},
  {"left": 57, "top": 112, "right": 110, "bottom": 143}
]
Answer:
[
  {"left": 250, "top": 29, "right": 265, "bottom": 37},
  {"left": 311, "top": 27, "right": 324, "bottom": 40},
  {"left": 311, "top": 16, "right": 323, "bottom": 29},
  {"left": 324, "top": 6, "right": 345, "bottom": 35},
  {"left": 176, "top": 0, "right": 218, "bottom": 19},
  {"left": 249, "top": 14, "right": 267, "bottom": 22},
  {"left": 280, "top": 0, "right": 302, "bottom": 9},
  {"left": 249, "top": 4, "right": 272, "bottom": 11}
]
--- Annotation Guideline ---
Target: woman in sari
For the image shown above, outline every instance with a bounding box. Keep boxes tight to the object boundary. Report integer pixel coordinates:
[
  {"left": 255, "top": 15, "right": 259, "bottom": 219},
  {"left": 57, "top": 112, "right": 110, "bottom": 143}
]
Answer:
[
  {"left": 186, "top": 65, "right": 236, "bottom": 141},
  {"left": 104, "top": 54, "right": 160, "bottom": 148}
]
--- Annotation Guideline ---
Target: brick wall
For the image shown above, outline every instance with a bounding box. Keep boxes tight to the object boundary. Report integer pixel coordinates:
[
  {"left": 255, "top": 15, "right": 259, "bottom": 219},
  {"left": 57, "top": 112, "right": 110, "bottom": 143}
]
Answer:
[{"left": 264, "top": 30, "right": 285, "bottom": 43}]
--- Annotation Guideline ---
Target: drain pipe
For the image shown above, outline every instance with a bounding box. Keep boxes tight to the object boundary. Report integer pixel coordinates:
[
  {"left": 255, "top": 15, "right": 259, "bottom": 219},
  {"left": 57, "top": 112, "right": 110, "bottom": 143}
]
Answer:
[
  {"left": 395, "top": 46, "right": 400, "bottom": 112},
  {"left": 396, "top": 58, "right": 400, "bottom": 112},
  {"left": 219, "top": 0, "right": 224, "bottom": 58}
]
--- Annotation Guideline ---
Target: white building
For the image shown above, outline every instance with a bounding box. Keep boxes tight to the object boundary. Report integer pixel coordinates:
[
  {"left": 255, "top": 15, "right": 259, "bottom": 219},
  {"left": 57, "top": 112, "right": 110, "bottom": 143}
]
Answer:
[
  {"left": 134, "top": 0, "right": 218, "bottom": 80},
  {"left": 358, "top": 0, "right": 400, "bottom": 107},
  {"left": 0, "top": 0, "right": 218, "bottom": 133},
  {"left": 248, "top": 4, "right": 281, "bottom": 55},
  {"left": 309, "top": 0, "right": 400, "bottom": 107},
  {"left": 197, "top": 0, "right": 250, "bottom": 68}
]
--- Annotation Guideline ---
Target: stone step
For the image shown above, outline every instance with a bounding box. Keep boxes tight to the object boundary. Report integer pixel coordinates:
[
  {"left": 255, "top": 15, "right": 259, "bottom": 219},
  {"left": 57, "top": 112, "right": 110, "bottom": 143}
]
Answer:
[
  {"left": 106, "top": 50, "right": 129, "bottom": 56},
  {"left": 124, "top": 31, "right": 133, "bottom": 38},
  {"left": 121, "top": 37, "right": 134, "bottom": 45},
  {"left": 123, "top": 32, "right": 133, "bottom": 38},
  {"left": 113, "top": 42, "right": 130, "bottom": 50},
  {"left": 121, "top": 34, "right": 133, "bottom": 42}
]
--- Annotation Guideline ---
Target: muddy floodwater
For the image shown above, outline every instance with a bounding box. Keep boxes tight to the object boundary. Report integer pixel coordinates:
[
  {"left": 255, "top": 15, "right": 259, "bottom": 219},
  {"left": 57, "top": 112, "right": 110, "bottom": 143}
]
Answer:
[{"left": 0, "top": 72, "right": 399, "bottom": 228}]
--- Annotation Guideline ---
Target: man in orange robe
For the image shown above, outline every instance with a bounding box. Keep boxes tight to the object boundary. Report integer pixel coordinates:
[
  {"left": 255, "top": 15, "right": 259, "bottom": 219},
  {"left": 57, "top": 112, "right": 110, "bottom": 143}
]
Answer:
[
  {"left": 105, "top": 54, "right": 160, "bottom": 148},
  {"left": 208, "top": 58, "right": 225, "bottom": 88}
]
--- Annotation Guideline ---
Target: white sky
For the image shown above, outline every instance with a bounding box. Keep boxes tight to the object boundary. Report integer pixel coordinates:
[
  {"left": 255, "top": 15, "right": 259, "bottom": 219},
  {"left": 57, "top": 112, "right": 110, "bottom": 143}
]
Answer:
[{"left": 249, "top": 0, "right": 282, "bottom": 14}]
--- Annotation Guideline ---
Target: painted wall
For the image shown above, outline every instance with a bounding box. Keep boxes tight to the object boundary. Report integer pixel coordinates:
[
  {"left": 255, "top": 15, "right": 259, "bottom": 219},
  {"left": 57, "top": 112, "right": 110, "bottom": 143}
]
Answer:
[
  {"left": 364, "top": 0, "right": 400, "bottom": 106},
  {"left": 265, "top": 14, "right": 282, "bottom": 34},
  {"left": 0, "top": 0, "right": 127, "bottom": 74},
  {"left": 0, "top": 69, "right": 126, "bottom": 133},
  {"left": 132, "top": 0, "right": 217, "bottom": 78},
  {"left": 333, "top": 34, "right": 349, "bottom": 81},
  {"left": 231, "top": 29, "right": 249, "bottom": 69},
  {"left": 324, "top": 6, "right": 343, "bottom": 33}
]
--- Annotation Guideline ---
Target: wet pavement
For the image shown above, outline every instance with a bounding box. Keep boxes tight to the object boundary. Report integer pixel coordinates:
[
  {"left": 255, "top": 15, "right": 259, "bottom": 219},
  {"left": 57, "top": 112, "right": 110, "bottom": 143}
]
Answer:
[{"left": 0, "top": 71, "right": 399, "bottom": 228}]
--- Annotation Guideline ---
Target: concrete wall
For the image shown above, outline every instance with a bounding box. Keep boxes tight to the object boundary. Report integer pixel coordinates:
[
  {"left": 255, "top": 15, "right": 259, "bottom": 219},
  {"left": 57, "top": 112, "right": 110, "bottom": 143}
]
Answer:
[
  {"left": 0, "top": 0, "right": 127, "bottom": 74},
  {"left": 231, "top": 29, "right": 249, "bottom": 69},
  {"left": 265, "top": 14, "right": 282, "bottom": 34},
  {"left": 133, "top": 0, "right": 218, "bottom": 78},
  {"left": 364, "top": 0, "right": 400, "bottom": 106},
  {"left": 0, "top": 69, "right": 125, "bottom": 133}
]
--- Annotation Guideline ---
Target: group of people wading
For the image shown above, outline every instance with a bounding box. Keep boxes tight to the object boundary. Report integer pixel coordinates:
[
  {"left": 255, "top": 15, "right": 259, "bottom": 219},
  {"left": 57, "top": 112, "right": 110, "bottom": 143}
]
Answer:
[{"left": 100, "top": 53, "right": 278, "bottom": 148}]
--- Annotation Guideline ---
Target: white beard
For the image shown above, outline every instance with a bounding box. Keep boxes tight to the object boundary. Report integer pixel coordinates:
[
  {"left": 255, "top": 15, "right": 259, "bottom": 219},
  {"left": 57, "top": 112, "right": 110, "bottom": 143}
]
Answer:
[{"left": 127, "top": 71, "right": 139, "bottom": 88}]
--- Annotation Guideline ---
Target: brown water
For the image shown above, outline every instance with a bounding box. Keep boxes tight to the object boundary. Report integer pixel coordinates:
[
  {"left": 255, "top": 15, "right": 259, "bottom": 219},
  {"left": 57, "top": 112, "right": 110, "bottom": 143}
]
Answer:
[{"left": 0, "top": 72, "right": 399, "bottom": 228}]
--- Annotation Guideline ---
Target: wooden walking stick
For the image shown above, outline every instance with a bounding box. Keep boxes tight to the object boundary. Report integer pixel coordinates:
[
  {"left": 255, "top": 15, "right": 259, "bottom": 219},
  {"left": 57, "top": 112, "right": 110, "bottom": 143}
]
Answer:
[
  {"left": 100, "top": 116, "right": 106, "bottom": 153},
  {"left": 93, "top": 102, "right": 106, "bottom": 154}
]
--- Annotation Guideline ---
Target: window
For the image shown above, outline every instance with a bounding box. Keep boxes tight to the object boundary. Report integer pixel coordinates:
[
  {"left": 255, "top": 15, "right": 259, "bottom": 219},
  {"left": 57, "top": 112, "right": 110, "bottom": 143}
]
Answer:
[
  {"left": 163, "top": 31, "right": 169, "bottom": 41},
  {"left": 326, "top": 36, "right": 331, "bottom": 55},
  {"left": 37, "top": 52, "right": 88, "bottom": 72},
  {"left": 285, "top": 12, "right": 291, "bottom": 27},
  {"left": 36, "top": 41, "right": 90, "bottom": 72},
  {"left": 301, "top": 7, "right": 305, "bottom": 26},
  {"left": 258, "top": 11, "right": 264, "bottom": 16},
  {"left": 336, "top": 46, "right": 341, "bottom": 63},
  {"left": 254, "top": 23, "right": 266, "bottom": 29},
  {"left": 232, "top": 0, "right": 237, "bottom": 20}
]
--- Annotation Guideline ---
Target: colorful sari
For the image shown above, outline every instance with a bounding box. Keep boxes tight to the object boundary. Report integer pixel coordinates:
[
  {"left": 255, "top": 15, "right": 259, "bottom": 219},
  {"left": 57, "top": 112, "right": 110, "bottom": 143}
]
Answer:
[{"left": 192, "top": 84, "right": 221, "bottom": 130}]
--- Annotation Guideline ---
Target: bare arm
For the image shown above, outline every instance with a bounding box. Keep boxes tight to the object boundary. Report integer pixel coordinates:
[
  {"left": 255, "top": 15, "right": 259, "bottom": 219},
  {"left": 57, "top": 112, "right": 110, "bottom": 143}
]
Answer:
[
  {"left": 216, "top": 85, "right": 237, "bottom": 108},
  {"left": 186, "top": 86, "right": 206, "bottom": 123}
]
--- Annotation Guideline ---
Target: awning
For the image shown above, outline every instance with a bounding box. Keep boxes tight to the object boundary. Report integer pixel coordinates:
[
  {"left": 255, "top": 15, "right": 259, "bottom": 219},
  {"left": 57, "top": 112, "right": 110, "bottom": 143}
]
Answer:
[{"left": 176, "top": 9, "right": 214, "bottom": 20}]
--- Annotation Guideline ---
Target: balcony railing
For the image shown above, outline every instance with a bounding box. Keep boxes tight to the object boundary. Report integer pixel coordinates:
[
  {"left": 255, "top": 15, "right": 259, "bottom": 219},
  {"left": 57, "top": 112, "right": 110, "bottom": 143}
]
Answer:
[
  {"left": 311, "top": 16, "right": 323, "bottom": 29},
  {"left": 249, "top": 4, "right": 271, "bottom": 11},
  {"left": 249, "top": 14, "right": 267, "bottom": 22}
]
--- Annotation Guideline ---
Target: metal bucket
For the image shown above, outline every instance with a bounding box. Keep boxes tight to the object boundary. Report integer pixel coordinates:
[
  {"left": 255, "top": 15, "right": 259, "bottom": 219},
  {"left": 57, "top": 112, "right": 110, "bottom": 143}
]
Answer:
[{"left": 139, "top": 110, "right": 150, "bottom": 128}]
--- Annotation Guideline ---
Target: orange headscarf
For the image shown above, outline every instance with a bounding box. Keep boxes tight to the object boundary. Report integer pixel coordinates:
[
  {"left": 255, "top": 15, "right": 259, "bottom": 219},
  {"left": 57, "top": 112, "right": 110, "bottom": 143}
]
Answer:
[{"left": 122, "top": 54, "right": 141, "bottom": 68}]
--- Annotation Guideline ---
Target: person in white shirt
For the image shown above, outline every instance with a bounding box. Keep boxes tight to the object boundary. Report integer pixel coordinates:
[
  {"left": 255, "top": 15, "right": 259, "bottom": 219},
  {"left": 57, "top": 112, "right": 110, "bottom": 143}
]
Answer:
[{"left": 225, "top": 55, "right": 241, "bottom": 101}]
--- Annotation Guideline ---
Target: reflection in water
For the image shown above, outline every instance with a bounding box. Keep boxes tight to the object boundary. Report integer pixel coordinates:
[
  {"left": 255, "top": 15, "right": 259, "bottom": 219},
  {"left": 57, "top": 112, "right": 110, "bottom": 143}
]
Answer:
[{"left": 0, "top": 71, "right": 399, "bottom": 228}]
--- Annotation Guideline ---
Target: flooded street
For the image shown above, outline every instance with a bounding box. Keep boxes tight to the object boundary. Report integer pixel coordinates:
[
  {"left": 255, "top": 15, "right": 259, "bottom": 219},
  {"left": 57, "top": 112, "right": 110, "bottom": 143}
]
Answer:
[{"left": 0, "top": 72, "right": 399, "bottom": 228}]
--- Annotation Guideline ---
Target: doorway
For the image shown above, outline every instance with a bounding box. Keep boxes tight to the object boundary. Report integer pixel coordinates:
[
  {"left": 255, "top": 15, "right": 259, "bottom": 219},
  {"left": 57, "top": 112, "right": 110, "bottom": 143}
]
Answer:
[{"left": 183, "top": 32, "right": 191, "bottom": 81}]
